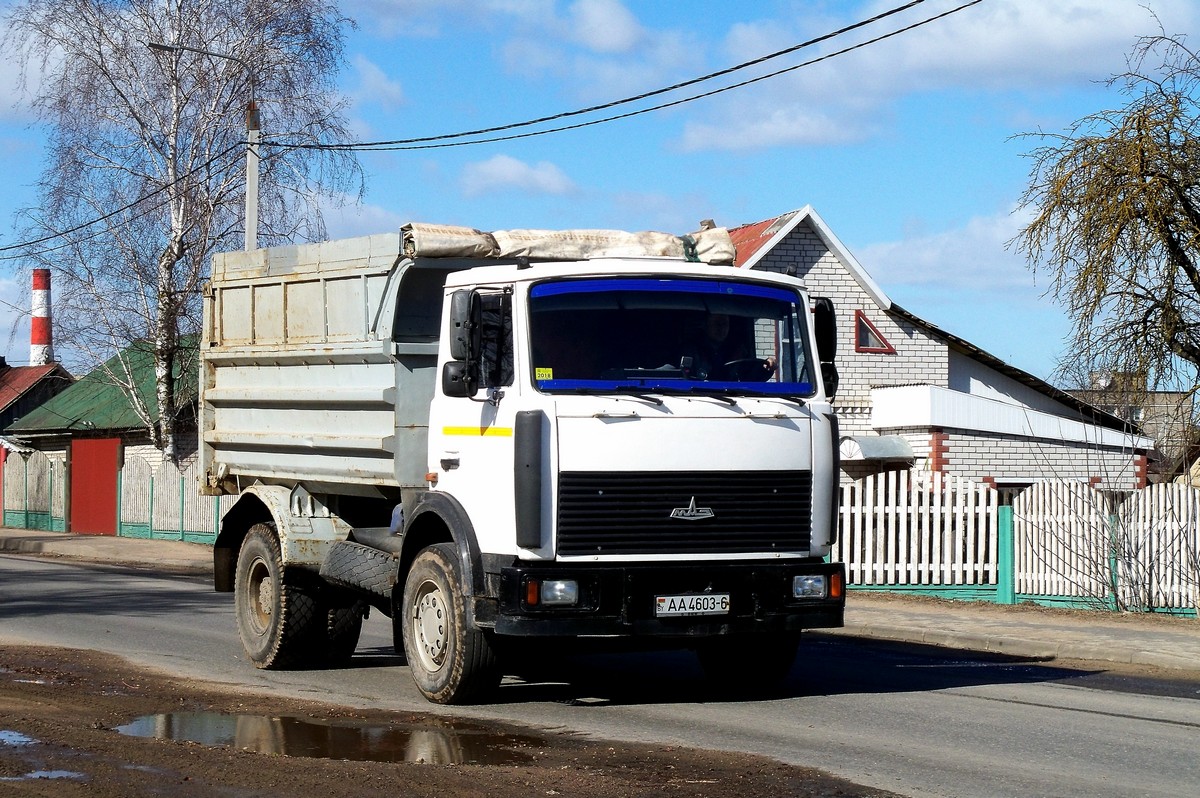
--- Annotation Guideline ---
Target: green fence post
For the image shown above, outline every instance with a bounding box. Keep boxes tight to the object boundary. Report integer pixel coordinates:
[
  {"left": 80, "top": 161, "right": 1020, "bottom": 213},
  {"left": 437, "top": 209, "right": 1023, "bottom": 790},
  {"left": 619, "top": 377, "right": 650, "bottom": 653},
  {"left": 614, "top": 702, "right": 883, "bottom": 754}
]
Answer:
[
  {"left": 179, "top": 471, "right": 186, "bottom": 541},
  {"left": 1108, "top": 513, "right": 1120, "bottom": 612},
  {"left": 997, "top": 505, "right": 1015, "bottom": 605}
]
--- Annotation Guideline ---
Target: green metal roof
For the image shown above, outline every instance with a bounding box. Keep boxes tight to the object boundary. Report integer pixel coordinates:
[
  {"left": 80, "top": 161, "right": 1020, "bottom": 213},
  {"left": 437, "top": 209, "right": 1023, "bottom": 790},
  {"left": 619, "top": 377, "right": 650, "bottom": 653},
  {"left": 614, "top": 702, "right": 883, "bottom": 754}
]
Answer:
[{"left": 6, "top": 340, "right": 197, "bottom": 435}]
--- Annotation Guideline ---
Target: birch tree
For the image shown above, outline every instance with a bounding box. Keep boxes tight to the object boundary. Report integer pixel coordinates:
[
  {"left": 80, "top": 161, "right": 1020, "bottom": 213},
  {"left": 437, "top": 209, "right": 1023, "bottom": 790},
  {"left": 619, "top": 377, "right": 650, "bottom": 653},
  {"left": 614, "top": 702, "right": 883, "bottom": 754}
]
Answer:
[
  {"left": 1014, "top": 33, "right": 1200, "bottom": 395},
  {"left": 3, "top": 0, "right": 362, "bottom": 462}
]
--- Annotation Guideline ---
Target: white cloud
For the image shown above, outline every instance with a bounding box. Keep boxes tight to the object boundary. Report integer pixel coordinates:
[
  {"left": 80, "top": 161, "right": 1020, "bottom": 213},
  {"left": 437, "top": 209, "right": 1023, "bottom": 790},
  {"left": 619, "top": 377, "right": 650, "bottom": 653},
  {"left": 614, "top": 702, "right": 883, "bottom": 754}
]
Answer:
[
  {"left": 680, "top": 0, "right": 1200, "bottom": 152},
  {"left": 350, "top": 55, "right": 405, "bottom": 110},
  {"left": 322, "top": 198, "right": 408, "bottom": 240},
  {"left": 858, "top": 206, "right": 1036, "bottom": 293},
  {"left": 460, "top": 155, "right": 575, "bottom": 197},
  {"left": 680, "top": 107, "right": 863, "bottom": 151},
  {"left": 566, "top": 0, "right": 643, "bottom": 53}
]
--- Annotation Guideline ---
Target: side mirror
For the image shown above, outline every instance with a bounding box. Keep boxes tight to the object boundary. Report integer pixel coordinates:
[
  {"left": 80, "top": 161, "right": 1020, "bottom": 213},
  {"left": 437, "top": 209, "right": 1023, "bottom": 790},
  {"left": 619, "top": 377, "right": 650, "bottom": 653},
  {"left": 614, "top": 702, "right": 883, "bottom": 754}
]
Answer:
[
  {"left": 442, "top": 360, "right": 477, "bottom": 397},
  {"left": 812, "top": 297, "right": 837, "bottom": 363},
  {"left": 448, "top": 290, "right": 481, "bottom": 362}
]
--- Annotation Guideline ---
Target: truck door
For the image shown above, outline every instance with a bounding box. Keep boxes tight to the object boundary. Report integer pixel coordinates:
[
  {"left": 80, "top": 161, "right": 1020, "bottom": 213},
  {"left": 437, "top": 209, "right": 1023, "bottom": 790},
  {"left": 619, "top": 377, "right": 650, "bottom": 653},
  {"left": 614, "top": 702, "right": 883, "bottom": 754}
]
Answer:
[{"left": 429, "top": 288, "right": 521, "bottom": 554}]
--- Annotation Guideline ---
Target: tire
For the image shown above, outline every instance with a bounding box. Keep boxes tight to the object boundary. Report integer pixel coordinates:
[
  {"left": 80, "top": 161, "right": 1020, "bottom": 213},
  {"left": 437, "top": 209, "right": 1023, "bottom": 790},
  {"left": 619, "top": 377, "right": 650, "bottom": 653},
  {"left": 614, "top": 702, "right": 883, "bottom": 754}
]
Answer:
[
  {"left": 696, "top": 632, "right": 801, "bottom": 694},
  {"left": 401, "top": 543, "right": 500, "bottom": 704},
  {"left": 234, "top": 523, "right": 324, "bottom": 669}
]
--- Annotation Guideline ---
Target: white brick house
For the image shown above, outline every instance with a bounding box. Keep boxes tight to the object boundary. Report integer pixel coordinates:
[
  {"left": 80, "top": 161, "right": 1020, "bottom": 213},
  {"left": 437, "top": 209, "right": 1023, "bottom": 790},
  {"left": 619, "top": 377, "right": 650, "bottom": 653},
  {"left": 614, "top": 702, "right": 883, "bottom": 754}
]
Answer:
[{"left": 730, "top": 207, "right": 1152, "bottom": 491}]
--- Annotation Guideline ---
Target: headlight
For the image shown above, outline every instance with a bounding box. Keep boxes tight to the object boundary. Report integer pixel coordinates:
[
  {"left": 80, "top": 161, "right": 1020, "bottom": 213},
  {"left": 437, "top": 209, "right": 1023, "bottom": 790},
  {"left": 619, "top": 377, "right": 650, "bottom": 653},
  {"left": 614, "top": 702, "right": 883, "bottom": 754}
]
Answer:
[
  {"left": 525, "top": 578, "right": 579, "bottom": 607},
  {"left": 792, "top": 574, "right": 828, "bottom": 599}
]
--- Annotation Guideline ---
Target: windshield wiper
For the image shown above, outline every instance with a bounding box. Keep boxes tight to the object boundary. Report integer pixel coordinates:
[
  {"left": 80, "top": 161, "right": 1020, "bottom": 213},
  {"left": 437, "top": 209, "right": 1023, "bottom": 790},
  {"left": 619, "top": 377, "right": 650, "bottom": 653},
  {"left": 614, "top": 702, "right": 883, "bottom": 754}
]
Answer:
[
  {"left": 565, "top": 386, "right": 664, "bottom": 406},
  {"left": 645, "top": 384, "right": 738, "bottom": 405}
]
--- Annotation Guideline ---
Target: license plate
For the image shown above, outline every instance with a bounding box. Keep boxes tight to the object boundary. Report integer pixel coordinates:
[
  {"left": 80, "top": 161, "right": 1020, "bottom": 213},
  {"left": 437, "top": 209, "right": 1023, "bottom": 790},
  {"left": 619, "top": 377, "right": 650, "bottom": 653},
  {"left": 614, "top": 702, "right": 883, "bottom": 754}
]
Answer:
[{"left": 655, "top": 593, "right": 730, "bottom": 617}]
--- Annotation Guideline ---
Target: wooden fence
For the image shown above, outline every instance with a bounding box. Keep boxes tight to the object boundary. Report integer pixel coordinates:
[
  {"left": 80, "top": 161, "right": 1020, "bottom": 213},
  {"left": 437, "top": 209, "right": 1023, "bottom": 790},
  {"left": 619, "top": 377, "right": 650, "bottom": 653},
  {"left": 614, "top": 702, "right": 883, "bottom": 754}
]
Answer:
[
  {"left": 2, "top": 450, "right": 65, "bottom": 531},
  {"left": 835, "top": 471, "right": 997, "bottom": 588},
  {"left": 841, "top": 475, "right": 1200, "bottom": 613},
  {"left": 119, "top": 455, "right": 235, "bottom": 543},
  {"left": 0, "top": 450, "right": 230, "bottom": 543},
  {"left": 1115, "top": 483, "right": 1200, "bottom": 612}
]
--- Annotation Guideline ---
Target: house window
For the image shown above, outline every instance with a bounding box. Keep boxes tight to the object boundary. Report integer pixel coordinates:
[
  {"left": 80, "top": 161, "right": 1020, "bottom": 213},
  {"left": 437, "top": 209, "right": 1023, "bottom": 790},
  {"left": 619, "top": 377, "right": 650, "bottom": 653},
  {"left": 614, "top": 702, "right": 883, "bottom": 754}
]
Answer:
[{"left": 855, "top": 310, "right": 895, "bottom": 354}]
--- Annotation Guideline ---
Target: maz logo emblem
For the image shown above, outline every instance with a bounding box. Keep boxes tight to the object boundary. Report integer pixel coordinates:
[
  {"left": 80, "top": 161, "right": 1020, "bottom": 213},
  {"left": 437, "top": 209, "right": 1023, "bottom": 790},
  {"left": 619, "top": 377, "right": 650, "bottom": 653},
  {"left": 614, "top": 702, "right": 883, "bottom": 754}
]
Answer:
[{"left": 670, "top": 497, "right": 715, "bottom": 520}]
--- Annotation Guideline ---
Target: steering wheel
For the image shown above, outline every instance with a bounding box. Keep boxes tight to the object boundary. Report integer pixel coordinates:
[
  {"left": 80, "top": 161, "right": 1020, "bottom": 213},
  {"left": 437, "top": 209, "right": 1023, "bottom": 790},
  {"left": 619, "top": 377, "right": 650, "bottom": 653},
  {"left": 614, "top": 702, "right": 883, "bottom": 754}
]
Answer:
[{"left": 723, "top": 358, "right": 770, "bottom": 382}]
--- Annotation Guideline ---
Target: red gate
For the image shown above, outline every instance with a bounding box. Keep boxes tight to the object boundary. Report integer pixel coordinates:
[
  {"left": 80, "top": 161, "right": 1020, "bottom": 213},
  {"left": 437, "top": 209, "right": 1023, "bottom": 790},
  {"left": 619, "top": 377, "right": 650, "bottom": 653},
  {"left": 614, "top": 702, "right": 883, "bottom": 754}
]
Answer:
[{"left": 70, "top": 438, "right": 120, "bottom": 535}]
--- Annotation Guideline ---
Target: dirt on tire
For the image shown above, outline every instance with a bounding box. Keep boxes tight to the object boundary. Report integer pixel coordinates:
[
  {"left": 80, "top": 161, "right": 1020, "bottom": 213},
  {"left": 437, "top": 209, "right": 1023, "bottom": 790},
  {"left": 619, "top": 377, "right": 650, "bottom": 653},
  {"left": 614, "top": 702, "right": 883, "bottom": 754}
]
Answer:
[{"left": 0, "top": 645, "right": 900, "bottom": 798}]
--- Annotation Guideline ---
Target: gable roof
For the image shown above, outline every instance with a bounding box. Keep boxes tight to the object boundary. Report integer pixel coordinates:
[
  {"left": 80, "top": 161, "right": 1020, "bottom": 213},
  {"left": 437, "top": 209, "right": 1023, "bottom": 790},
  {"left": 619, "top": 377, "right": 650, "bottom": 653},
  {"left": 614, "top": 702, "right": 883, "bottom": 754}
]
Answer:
[
  {"left": 730, "top": 205, "right": 891, "bottom": 308},
  {"left": 7, "top": 340, "right": 197, "bottom": 436},
  {"left": 728, "top": 207, "right": 1134, "bottom": 434},
  {"left": 0, "top": 363, "right": 70, "bottom": 415}
]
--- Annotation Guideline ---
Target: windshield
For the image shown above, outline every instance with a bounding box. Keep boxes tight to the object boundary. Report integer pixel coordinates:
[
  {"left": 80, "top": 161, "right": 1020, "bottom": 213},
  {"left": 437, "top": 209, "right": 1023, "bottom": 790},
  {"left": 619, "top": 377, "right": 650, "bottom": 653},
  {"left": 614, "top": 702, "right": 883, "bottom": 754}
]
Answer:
[{"left": 529, "top": 277, "right": 816, "bottom": 396}]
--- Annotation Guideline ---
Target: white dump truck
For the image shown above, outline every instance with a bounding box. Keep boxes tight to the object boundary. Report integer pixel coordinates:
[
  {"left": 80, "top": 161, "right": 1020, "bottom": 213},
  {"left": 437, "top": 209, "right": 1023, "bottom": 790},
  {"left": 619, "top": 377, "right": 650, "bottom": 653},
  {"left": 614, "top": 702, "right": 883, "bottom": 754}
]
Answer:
[{"left": 201, "top": 222, "right": 844, "bottom": 704}]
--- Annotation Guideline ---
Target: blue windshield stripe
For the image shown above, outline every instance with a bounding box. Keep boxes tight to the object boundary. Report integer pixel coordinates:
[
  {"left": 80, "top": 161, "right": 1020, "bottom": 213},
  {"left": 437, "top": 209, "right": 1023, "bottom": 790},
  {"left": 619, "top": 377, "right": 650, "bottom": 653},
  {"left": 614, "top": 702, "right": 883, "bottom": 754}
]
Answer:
[
  {"left": 530, "top": 278, "right": 794, "bottom": 302},
  {"left": 538, "top": 378, "right": 813, "bottom": 395}
]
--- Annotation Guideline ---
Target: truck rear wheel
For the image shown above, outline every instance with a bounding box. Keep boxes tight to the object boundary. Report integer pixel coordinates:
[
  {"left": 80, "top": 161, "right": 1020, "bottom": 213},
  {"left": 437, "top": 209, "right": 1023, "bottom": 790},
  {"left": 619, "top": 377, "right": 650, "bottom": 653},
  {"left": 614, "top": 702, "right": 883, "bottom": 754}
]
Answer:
[
  {"left": 234, "top": 523, "right": 324, "bottom": 669},
  {"left": 401, "top": 543, "right": 499, "bottom": 704},
  {"left": 325, "top": 596, "right": 366, "bottom": 667}
]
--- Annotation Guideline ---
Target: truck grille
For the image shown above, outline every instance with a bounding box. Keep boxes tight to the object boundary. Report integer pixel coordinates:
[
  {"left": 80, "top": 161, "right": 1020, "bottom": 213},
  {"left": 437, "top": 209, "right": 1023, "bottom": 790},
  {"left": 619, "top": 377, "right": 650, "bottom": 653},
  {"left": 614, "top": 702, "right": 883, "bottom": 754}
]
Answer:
[{"left": 556, "top": 470, "right": 812, "bottom": 556}]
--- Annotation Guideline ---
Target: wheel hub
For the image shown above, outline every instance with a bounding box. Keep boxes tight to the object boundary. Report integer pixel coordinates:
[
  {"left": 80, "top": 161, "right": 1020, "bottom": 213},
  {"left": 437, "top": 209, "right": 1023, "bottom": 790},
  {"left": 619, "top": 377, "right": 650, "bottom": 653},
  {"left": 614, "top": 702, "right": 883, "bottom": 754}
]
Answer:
[
  {"left": 413, "top": 583, "right": 448, "bottom": 669},
  {"left": 257, "top": 576, "right": 274, "bottom": 617}
]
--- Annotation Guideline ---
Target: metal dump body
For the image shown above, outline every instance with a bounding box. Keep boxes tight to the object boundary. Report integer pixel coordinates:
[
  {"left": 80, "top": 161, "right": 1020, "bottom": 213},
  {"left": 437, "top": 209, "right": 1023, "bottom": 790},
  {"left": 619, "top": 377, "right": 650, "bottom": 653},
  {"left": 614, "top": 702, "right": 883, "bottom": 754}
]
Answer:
[{"left": 200, "top": 233, "right": 451, "bottom": 493}]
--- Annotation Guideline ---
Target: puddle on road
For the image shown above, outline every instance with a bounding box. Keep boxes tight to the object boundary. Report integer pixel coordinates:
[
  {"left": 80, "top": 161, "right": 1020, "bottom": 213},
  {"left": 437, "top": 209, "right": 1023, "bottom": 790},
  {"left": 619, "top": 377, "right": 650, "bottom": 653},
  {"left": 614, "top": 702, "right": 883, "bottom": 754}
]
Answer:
[
  {"left": 116, "top": 712, "right": 539, "bottom": 765},
  {"left": 0, "top": 770, "right": 86, "bottom": 782},
  {"left": 0, "top": 730, "right": 36, "bottom": 746}
]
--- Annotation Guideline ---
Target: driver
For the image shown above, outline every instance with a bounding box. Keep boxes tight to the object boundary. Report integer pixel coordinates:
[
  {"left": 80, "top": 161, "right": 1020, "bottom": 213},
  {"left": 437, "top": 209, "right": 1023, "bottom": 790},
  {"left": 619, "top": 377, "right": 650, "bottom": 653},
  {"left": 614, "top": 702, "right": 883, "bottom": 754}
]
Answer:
[{"left": 685, "top": 314, "right": 775, "bottom": 381}]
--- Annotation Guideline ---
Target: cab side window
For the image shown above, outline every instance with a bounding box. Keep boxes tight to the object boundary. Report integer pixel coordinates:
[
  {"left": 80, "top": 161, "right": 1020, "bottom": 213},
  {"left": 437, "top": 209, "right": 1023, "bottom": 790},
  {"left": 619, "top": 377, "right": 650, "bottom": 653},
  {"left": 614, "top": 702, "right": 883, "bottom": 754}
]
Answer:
[{"left": 479, "top": 293, "right": 513, "bottom": 387}]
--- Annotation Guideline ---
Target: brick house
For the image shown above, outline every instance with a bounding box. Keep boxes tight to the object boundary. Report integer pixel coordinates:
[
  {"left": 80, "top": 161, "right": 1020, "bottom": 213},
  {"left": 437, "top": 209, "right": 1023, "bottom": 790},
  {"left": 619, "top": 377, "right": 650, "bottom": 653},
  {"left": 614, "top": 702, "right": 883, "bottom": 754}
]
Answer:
[{"left": 730, "top": 206, "right": 1151, "bottom": 491}]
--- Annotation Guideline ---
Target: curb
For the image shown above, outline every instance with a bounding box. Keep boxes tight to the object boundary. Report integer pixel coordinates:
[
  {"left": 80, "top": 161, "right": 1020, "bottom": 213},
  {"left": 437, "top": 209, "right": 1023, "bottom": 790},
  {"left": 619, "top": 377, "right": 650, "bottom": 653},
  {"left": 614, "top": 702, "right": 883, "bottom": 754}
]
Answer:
[{"left": 828, "top": 623, "right": 1197, "bottom": 674}]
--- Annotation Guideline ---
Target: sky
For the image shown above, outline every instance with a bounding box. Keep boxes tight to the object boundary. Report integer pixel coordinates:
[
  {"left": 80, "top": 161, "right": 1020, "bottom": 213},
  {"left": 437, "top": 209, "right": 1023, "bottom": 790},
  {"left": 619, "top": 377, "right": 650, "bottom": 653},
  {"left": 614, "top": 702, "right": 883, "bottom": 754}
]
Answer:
[{"left": 0, "top": 0, "right": 1196, "bottom": 382}]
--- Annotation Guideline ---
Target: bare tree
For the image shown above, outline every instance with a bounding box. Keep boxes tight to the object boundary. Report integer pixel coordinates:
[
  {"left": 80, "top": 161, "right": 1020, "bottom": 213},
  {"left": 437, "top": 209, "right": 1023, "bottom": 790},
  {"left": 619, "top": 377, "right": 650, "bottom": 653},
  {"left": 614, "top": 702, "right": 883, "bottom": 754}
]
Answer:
[
  {"left": 1013, "top": 32, "right": 1200, "bottom": 395},
  {"left": 3, "top": 0, "right": 362, "bottom": 462}
]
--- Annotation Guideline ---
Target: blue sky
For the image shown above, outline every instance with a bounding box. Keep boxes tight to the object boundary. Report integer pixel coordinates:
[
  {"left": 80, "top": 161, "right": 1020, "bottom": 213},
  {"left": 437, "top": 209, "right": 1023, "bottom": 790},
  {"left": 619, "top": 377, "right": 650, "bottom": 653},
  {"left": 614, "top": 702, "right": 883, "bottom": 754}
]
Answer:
[{"left": 0, "top": 0, "right": 1196, "bottom": 381}]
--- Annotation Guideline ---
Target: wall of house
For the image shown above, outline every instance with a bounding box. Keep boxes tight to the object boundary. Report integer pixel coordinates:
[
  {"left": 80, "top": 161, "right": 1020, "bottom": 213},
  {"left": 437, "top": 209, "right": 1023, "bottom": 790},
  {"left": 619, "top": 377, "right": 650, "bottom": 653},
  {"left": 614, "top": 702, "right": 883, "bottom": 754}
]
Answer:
[
  {"left": 881, "top": 426, "right": 1143, "bottom": 491},
  {"left": 946, "top": 349, "right": 1081, "bottom": 416}
]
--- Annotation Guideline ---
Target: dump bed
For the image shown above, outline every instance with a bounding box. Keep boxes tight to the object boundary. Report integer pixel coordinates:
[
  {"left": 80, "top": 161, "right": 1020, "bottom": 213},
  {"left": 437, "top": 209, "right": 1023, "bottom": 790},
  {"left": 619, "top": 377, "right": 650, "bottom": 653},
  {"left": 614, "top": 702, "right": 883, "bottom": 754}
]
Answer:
[{"left": 200, "top": 233, "right": 447, "bottom": 494}]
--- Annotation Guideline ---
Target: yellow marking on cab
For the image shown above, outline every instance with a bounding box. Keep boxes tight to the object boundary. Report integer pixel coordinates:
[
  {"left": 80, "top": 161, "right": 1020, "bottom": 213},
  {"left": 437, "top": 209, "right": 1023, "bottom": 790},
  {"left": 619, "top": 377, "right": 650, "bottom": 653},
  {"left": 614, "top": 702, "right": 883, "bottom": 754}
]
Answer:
[{"left": 442, "top": 426, "right": 514, "bottom": 437}]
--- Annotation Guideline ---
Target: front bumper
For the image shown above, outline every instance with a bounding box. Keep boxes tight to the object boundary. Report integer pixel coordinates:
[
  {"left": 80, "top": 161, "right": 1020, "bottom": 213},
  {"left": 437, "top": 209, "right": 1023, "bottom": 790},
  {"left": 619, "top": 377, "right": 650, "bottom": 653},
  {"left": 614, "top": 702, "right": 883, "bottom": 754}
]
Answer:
[{"left": 492, "top": 560, "right": 844, "bottom": 638}]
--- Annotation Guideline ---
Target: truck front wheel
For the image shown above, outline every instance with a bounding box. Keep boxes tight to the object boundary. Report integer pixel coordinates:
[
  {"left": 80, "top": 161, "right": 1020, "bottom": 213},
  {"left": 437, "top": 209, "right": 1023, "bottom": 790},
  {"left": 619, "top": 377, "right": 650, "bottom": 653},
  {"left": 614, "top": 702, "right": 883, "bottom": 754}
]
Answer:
[
  {"left": 402, "top": 543, "right": 499, "bottom": 704},
  {"left": 234, "top": 523, "right": 323, "bottom": 669}
]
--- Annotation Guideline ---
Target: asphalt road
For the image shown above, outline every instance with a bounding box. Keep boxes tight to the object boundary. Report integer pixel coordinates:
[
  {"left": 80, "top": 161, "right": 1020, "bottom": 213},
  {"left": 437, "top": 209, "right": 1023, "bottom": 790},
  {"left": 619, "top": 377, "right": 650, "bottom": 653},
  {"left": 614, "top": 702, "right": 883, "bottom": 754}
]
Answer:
[{"left": 2, "top": 554, "right": 1198, "bottom": 798}]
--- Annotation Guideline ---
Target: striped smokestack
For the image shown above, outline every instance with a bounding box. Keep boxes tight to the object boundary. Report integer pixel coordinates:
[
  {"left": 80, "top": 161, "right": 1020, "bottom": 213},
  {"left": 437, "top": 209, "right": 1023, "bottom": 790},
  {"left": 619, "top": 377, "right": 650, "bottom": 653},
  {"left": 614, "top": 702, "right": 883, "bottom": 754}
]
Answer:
[{"left": 30, "top": 268, "right": 53, "bottom": 365}]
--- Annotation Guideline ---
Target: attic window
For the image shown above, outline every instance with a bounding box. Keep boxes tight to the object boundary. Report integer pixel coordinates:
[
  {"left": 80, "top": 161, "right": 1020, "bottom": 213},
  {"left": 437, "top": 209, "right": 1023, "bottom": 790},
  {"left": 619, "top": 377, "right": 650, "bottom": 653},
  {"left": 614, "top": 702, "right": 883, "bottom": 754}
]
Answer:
[{"left": 855, "top": 310, "right": 895, "bottom": 354}]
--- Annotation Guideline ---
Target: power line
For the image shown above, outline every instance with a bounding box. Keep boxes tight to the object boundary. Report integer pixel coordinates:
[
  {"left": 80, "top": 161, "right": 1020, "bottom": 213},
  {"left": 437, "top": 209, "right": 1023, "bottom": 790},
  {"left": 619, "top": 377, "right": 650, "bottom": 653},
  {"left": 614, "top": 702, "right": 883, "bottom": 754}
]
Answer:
[
  {"left": 0, "top": 143, "right": 246, "bottom": 261},
  {"left": 303, "top": 0, "right": 934, "bottom": 151},
  {"left": 276, "top": 0, "right": 983, "bottom": 153},
  {"left": 0, "top": 0, "right": 982, "bottom": 256}
]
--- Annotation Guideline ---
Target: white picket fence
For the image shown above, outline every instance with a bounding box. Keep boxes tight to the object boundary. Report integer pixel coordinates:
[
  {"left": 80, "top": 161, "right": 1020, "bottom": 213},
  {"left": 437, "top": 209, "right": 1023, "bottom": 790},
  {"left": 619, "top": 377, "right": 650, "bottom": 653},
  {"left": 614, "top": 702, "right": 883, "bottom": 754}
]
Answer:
[
  {"left": 1115, "top": 484, "right": 1200, "bottom": 611},
  {"left": 840, "top": 474, "right": 1200, "bottom": 611},
  {"left": 1012, "top": 481, "right": 1112, "bottom": 599},
  {"left": 834, "top": 471, "right": 998, "bottom": 586}
]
